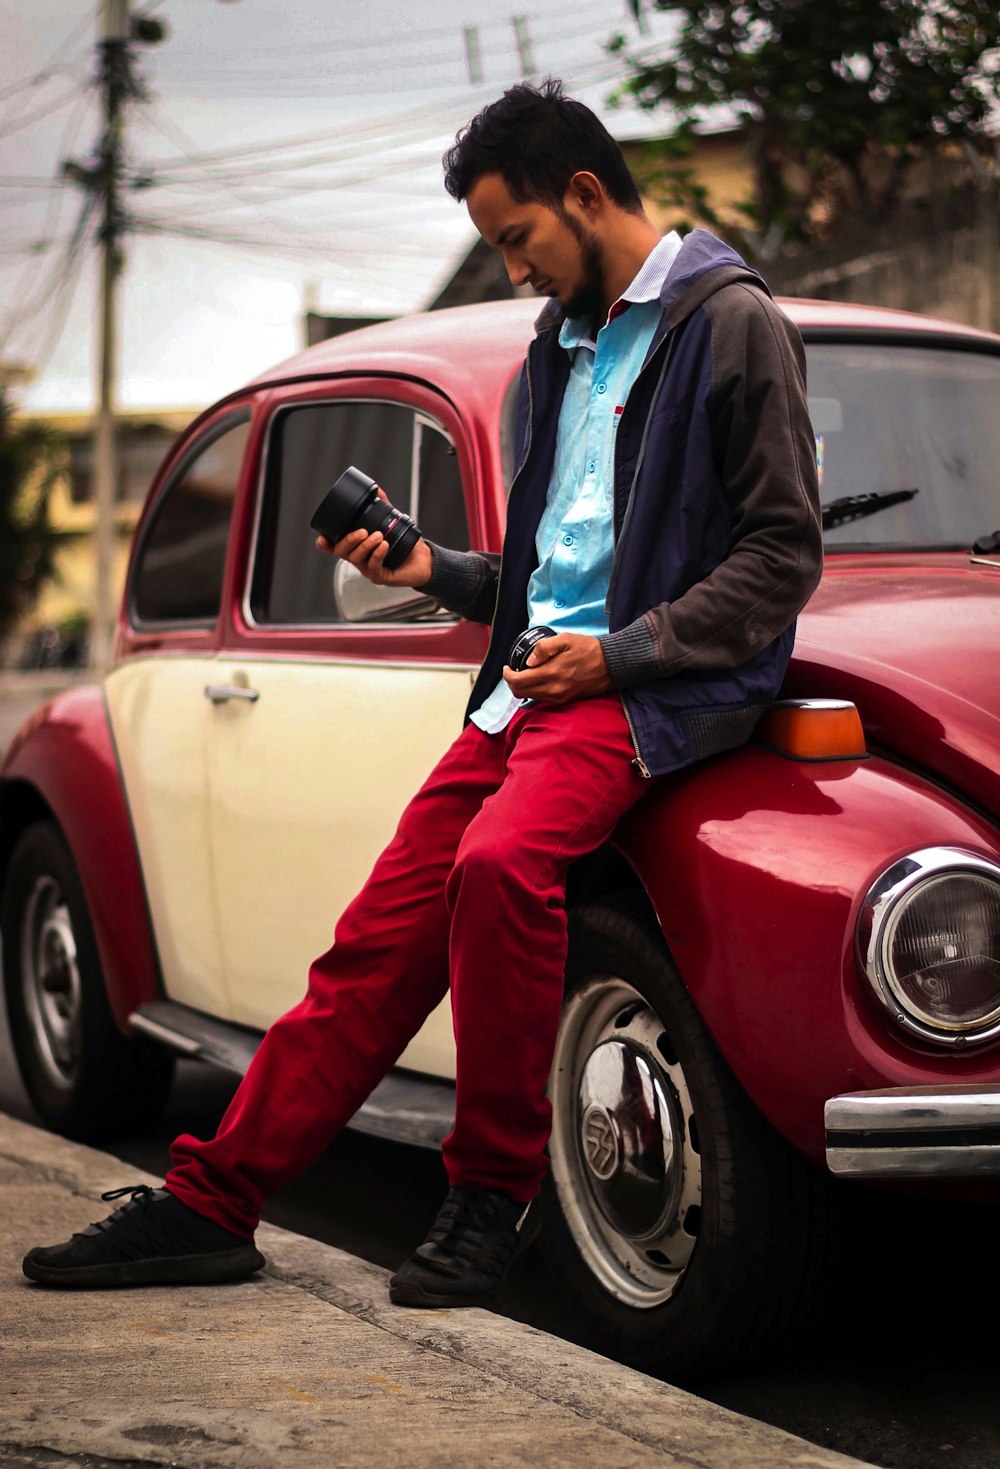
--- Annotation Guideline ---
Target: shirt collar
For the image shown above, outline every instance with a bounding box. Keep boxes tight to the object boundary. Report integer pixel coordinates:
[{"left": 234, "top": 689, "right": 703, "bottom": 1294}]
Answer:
[{"left": 559, "top": 230, "right": 683, "bottom": 352}]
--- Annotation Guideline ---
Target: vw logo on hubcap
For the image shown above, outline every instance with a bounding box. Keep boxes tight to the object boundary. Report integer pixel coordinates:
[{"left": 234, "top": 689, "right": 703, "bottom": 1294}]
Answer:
[{"left": 581, "top": 1103, "right": 620, "bottom": 1181}]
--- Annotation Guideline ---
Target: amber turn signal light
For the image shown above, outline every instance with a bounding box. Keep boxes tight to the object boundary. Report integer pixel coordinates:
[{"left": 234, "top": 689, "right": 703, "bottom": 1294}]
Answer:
[{"left": 756, "top": 699, "right": 867, "bottom": 761}]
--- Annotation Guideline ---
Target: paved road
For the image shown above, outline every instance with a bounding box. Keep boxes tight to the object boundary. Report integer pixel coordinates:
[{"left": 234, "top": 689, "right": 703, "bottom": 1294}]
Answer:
[{"left": 2, "top": 679, "right": 1000, "bottom": 1469}]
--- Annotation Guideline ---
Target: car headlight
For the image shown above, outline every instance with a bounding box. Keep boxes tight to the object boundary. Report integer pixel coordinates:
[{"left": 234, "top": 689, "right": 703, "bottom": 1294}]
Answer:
[{"left": 859, "top": 847, "right": 1000, "bottom": 1047}]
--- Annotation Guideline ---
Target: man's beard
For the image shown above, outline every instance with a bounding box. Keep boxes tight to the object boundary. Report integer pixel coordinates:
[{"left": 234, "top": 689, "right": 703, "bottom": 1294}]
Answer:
[{"left": 559, "top": 211, "right": 606, "bottom": 324}]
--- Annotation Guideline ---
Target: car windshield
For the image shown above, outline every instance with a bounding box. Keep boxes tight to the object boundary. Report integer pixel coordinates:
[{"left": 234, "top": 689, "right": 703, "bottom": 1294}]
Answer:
[
  {"left": 808, "top": 342, "right": 1000, "bottom": 552},
  {"left": 497, "top": 339, "right": 1000, "bottom": 552}
]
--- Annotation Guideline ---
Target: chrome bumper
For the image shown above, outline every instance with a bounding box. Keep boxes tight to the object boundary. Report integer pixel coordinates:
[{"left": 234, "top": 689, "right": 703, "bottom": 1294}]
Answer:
[{"left": 825, "top": 1084, "right": 1000, "bottom": 1178}]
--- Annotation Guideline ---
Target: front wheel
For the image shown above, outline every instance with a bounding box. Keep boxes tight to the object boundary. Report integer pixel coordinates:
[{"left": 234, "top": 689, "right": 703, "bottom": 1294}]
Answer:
[
  {"left": 541, "top": 902, "right": 832, "bottom": 1380},
  {"left": 1, "top": 820, "right": 174, "bottom": 1140}
]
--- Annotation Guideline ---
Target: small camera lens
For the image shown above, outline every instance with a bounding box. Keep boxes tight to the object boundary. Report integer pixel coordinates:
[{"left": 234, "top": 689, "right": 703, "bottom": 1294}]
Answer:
[{"left": 508, "top": 625, "right": 556, "bottom": 671}]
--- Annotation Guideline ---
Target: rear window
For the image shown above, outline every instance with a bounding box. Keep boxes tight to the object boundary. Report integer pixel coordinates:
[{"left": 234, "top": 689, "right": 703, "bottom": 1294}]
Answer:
[
  {"left": 807, "top": 343, "right": 1000, "bottom": 551},
  {"left": 131, "top": 413, "right": 249, "bottom": 626}
]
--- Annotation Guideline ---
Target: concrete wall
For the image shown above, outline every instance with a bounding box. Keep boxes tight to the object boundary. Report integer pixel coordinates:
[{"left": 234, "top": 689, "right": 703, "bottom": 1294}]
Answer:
[
  {"left": 765, "top": 187, "right": 1000, "bottom": 333},
  {"left": 625, "top": 130, "right": 1000, "bottom": 335}
]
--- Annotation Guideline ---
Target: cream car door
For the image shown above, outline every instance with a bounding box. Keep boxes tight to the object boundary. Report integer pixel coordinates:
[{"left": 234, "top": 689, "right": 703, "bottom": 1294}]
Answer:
[
  {"left": 107, "top": 411, "right": 251, "bottom": 1021},
  {"left": 207, "top": 395, "right": 482, "bottom": 1079}
]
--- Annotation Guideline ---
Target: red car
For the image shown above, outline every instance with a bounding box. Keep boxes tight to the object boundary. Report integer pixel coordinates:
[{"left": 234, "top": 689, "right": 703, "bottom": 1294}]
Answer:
[{"left": 2, "top": 297, "right": 999, "bottom": 1375}]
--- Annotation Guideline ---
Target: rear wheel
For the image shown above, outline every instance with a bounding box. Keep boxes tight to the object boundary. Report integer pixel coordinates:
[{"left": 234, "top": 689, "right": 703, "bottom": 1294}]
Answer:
[
  {"left": 541, "top": 902, "right": 833, "bottom": 1380},
  {"left": 1, "top": 820, "right": 174, "bottom": 1140}
]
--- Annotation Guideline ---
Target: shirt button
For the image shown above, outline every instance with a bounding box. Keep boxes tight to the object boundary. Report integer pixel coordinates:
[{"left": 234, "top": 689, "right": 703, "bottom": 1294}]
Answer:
[
  {"left": 554, "top": 599, "right": 565, "bottom": 609},
  {"left": 587, "top": 460, "right": 596, "bottom": 474},
  {"left": 562, "top": 534, "right": 574, "bottom": 546},
  {"left": 596, "top": 382, "right": 607, "bottom": 394}
]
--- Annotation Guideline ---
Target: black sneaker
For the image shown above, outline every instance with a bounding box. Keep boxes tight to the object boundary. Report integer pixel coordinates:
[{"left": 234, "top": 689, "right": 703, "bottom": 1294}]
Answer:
[
  {"left": 388, "top": 1185, "right": 532, "bottom": 1309},
  {"left": 22, "top": 1184, "right": 266, "bottom": 1289}
]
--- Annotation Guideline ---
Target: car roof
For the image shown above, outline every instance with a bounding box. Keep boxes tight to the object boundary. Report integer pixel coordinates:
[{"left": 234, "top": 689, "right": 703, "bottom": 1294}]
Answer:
[{"left": 247, "top": 294, "right": 1000, "bottom": 398}]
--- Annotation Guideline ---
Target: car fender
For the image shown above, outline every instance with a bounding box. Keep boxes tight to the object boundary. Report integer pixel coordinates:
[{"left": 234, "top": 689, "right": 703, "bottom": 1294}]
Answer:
[
  {"left": 0, "top": 684, "right": 162, "bottom": 1031},
  {"left": 613, "top": 744, "right": 1000, "bottom": 1163}
]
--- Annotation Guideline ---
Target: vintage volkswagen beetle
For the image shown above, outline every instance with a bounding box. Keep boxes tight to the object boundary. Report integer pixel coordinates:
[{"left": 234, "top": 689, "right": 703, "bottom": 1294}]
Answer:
[{"left": 2, "top": 297, "right": 999, "bottom": 1376}]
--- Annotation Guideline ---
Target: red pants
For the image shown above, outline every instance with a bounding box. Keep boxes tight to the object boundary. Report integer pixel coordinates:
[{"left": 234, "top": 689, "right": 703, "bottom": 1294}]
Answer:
[{"left": 166, "top": 694, "right": 648, "bottom": 1237}]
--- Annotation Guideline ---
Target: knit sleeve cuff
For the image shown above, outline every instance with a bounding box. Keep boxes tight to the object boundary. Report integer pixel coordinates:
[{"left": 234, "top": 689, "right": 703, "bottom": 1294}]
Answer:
[
  {"left": 598, "top": 615, "right": 662, "bottom": 689},
  {"left": 422, "top": 541, "right": 497, "bottom": 617}
]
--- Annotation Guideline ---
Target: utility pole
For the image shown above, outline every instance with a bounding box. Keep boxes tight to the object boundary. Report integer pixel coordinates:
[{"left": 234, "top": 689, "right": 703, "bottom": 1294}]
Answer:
[
  {"left": 463, "top": 26, "right": 483, "bottom": 85},
  {"left": 512, "top": 16, "right": 535, "bottom": 78},
  {"left": 91, "top": 0, "right": 129, "bottom": 671},
  {"left": 64, "top": 2, "right": 164, "bottom": 670}
]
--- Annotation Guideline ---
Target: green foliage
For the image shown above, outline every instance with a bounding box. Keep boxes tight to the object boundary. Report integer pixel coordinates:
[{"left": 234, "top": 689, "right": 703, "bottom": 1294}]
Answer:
[
  {"left": 0, "top": 386, "right": 75, "bottom": 644},
  {"left": 614, "top": 0, "right": 1000, "bottom": 250}
]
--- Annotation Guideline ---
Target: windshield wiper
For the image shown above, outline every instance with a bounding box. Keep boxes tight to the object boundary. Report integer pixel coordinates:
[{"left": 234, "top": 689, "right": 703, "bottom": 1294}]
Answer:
[{"left": 821, "top": 488, "right": 919, "bottom": 531}]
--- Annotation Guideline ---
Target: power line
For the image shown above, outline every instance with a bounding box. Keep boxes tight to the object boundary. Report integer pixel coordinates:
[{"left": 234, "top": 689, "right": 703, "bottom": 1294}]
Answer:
[
  {"left": 121, "top": 46, "right": 656, "bottom": 274},
  {"left": 138, "top": 104, "right": 350, "bottom": 260},
  {"left": 24, "top": 209, "right": 99, "bottom": 378},
  {"left": 0, "top": 81, "right": 90, "bottom": 142},
  {"left": 0, "top": 192, "right": 97, "bottom": 358},
  {"left": 135, "top": 98, "right": 475, "bottom": 175},
  {"left": 0, "top": 177, "right": 70, "bottom": 189},
  {"left": 130, "top": 213, "right": 448, "bottom": 263},
  {"left": 0, "top": 87, "right": 100, "bottom": 351},
  {"left": 0, "top": 4, "right": 98, "bottom": 127}
]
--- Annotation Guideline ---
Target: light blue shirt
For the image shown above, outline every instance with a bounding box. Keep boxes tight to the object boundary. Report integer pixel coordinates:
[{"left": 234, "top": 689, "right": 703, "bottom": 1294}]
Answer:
[{"left": 472, "top": 231, "right": 683, "bottom": 734}]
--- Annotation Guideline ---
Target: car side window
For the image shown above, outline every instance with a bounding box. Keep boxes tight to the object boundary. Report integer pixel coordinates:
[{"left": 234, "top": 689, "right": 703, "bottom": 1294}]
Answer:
[
  {"left": 416, "top": 415, "right": 470, "bottom": 553},
  {"left": 252, "top": 400, "right": 470, "bottom": 625},
  {"left": 131, "top": 413, "right": 250, "bottom": 626}
]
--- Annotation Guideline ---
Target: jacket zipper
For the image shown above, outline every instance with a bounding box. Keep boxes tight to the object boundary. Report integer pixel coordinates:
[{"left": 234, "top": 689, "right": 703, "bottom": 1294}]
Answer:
[
  {"left": 605, "top": 322, "right": 678, "bottom": 781},
  {"left": 487, "top": 350, "right": 536, "bottom": 664},
  {"left": 508, "top": 349, "right": 535, "bottom": 496},
  {"left": 604, "top": 325, "right": 678, "bottom": 615},
  {"left": 622, "top": 697, "right": 653, "bottom": 778},
  {"left": 509, "top": 338, "right": 652, "bottom": 779}
]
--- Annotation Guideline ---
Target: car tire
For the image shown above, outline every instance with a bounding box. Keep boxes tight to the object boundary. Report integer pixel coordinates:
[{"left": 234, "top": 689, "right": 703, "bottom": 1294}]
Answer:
[
  {"left": 1, "top": 820, "right": 174, "bottom": 1141},
  {"left": 540, "top": 901, "right": 833, "bottom": 1381}
]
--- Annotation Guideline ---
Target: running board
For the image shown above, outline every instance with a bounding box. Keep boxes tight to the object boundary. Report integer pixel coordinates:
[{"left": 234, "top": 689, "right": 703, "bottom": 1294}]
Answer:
[{"left": 129, "top": 1000, "right": 455, "bottom": 1151}]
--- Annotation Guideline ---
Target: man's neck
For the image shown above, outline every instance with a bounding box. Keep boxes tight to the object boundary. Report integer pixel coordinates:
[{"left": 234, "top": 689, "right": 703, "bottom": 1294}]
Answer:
[{"left": 598, "top": 216, "right": 663, "bottom": 320}]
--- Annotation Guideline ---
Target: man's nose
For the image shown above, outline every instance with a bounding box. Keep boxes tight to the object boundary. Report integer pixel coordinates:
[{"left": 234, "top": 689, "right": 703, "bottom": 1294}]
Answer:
[{"left": 503, "top": 251, "right": 532, "bottom": 289}]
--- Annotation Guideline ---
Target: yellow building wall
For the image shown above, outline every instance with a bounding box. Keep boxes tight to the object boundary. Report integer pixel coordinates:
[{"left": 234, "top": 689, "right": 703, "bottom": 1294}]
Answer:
[
  {"left": 15, "top": 409, "right": 196, "bottom": 643},
  {"left": 623, "top": 130, "right": 756, "bottom": 235}
]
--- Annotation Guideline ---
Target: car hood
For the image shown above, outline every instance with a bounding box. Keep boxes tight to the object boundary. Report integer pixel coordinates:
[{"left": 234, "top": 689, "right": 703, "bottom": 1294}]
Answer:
[{"left": 785, "top": 559, "right": 1000, "bottom": 816}]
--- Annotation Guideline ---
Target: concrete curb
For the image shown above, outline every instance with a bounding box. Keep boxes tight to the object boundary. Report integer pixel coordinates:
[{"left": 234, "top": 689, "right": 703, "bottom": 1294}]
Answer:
[{"left": 0, "top": 1114, "right": 877, "bottom": 1469}]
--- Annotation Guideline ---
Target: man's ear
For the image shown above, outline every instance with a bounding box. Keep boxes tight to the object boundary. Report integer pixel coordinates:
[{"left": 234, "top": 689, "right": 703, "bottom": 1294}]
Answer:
[{"left": 565, "top": 170, "right": 606, "bottom": 219}]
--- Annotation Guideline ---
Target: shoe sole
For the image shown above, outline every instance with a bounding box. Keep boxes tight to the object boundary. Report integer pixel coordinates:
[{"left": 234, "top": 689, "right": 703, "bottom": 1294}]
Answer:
[
  {"left": 22, "top": 1245, "right": 266, "bottom": 1289},
  {"left": 388, "top": 1277, "right": 501, "bottom": 1309}
]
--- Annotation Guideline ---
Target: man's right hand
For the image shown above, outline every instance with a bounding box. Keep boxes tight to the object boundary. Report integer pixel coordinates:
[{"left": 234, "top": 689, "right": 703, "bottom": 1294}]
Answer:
[{"left": 316, "top": 488, "right": 433, "bottom": 589}]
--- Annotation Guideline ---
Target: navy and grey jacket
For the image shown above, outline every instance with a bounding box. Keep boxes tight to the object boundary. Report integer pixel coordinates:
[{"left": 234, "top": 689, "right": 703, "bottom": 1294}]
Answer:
[{"left": 425, "top": 230, "right": 824, "bottom": 778}]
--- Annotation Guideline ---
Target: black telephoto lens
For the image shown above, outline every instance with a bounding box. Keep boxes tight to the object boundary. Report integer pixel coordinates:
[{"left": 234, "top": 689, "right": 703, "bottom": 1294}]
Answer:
[{"left": 310, "top": 465, "right": 422, "bottom": 571}]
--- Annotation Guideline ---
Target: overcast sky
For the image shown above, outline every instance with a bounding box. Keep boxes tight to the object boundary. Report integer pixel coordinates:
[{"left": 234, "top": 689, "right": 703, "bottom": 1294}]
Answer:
[{"left": 0, "top": 1, "right": 679, "bottom": 413}]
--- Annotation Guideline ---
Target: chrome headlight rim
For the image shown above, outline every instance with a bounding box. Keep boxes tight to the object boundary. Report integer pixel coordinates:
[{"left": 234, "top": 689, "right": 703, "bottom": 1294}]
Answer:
[{"left": 859, "top": 846, "right": 1000, "bottom": 1049}]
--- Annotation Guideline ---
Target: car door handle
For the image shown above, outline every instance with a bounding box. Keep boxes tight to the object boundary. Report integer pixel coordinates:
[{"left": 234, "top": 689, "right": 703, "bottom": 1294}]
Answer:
[{"left": 204, "top": 683, "right": 260, "bottom": 704}]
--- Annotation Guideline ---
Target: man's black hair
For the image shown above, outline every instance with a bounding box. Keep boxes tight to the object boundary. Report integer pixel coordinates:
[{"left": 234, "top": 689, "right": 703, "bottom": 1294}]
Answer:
[{"left": 443, "top": 78, "right": 643, "bottom": 214}]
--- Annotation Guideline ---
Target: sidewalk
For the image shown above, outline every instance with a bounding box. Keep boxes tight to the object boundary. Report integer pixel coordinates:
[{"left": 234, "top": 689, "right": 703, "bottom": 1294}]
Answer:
[{"left": 0, "top": 1115, "right": 876, "bottom": 1469}]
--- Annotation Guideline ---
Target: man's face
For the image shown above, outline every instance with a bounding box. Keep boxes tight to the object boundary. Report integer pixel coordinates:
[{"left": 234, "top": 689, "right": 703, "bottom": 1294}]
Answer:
[{"left": 466, "top": 172, "right": 606, "bottom": 320}]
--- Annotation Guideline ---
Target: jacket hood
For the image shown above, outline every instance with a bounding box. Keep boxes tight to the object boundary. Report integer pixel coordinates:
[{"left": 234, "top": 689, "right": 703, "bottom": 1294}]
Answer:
[
  {"left": 786, "top": 562, "right": 1000, "bottom": 817},
  {"left": 533, "top": 228, "right": 770, "bottom": 338},
  {"left": 659, "top": 229, "right": 771, "bottom": 327}
]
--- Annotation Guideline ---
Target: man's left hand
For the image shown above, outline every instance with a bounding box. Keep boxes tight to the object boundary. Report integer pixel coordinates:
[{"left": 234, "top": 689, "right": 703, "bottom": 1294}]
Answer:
[{"left": 503, "top": 633, "right": 612, "bottom": 704}]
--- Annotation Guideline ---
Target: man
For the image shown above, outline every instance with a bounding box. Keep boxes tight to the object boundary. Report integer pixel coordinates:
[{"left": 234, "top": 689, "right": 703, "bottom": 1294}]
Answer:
[{"left": 23, "top": 80, "right": 822, "bottom": 1307}]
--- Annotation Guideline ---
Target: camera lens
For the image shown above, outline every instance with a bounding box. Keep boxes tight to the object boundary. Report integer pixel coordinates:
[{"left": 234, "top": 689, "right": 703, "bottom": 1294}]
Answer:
[
  {"left": 508, "top": 625, "right": 556, "bottom": 671},
  {"left": 310, "top": 466, "right": 422, "bottom": 571}
]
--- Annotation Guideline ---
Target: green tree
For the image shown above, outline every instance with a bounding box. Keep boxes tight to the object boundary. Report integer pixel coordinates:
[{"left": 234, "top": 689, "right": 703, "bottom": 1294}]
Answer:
[
  {"left": 0, "top": 386, "right": 71, "bottom": 650},
  {"left": 614, "top": 0, "right": 1000, "bottom": 253}
]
